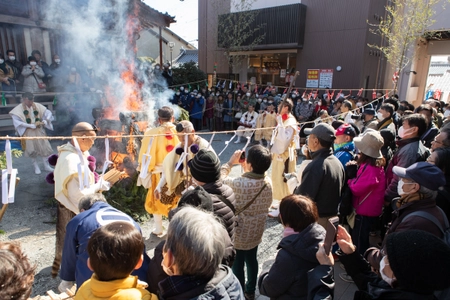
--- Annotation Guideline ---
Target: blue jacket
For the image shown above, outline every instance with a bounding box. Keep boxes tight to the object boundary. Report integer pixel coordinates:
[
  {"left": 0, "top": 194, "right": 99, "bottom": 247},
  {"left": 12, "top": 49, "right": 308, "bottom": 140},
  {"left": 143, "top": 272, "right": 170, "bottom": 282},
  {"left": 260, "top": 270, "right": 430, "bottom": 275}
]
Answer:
[
  {"left": 59, "top": 202, "right": 150, "bottom": 289},
  {"left": 334, "top": 142, "right": 355, "bottom": 170},
  {"left": 190, "top": 96, "right": 204, "bottom": 119}
]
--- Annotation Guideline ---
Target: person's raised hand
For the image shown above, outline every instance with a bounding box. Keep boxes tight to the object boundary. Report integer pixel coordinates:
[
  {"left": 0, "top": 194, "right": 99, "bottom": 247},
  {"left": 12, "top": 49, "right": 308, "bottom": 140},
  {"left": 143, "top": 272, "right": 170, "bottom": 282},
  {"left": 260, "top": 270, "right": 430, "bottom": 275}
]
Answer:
[
  {"left": 336, "top": 225, "right": 356, "bottom": 255},
  {"left": 316, "top": 243, "right": 334, "bottom": 266},
  {"left": 228, "top": 150, "right": 242, "bottom": 166}
]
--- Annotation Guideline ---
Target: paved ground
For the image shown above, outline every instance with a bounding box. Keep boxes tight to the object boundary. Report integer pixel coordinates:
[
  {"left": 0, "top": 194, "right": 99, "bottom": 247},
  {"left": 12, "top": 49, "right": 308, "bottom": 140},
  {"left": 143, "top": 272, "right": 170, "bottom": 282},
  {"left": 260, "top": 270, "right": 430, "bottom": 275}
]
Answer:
[{"left": 0, "top": 131, "right": 358, "bottom": 298}]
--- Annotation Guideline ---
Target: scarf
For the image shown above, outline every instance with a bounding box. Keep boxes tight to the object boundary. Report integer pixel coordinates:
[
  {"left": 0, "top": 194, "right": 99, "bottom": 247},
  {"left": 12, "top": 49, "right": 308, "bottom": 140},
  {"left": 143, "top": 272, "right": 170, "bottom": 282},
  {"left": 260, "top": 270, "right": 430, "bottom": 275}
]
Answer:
[{"left": 396, "top": 192, "right": 424, "bottom": 208}]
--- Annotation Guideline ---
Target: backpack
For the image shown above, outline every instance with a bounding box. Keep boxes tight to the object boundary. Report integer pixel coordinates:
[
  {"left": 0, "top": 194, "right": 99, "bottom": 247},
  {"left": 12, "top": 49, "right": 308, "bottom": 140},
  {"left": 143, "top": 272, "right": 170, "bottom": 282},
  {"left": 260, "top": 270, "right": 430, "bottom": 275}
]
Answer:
[{"left": 401, "top": 207, "right": 450, "bottom": 300}]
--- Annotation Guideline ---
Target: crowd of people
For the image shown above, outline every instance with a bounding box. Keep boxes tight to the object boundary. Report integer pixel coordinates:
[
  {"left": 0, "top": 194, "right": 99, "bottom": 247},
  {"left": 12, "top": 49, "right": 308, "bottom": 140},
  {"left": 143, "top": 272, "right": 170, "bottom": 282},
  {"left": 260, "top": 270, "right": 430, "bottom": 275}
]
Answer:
[{"left": 3, "top": 80, "right": 450, "bottom": 299}]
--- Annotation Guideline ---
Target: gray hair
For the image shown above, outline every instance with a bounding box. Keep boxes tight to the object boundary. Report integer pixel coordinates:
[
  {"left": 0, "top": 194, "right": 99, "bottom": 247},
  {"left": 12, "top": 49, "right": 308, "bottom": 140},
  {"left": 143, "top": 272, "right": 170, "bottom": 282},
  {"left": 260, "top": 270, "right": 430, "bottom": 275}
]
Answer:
[
  {"left": 164, "top": 206, "right": 226, "bottom": 278},
  {"left": 419, "top": 186, "right": 438, "bottom": 200},
  {"left": 78, "top": 193, "right": 107, "bottom": 211}
]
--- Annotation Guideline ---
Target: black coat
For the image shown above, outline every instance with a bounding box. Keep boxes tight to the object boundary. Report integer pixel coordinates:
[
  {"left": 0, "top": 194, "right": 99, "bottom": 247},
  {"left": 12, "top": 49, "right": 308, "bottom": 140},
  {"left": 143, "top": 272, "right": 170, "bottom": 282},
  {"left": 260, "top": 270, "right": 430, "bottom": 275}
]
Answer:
[
  {"left": 340, "top": 251, "right": 436, "bottom": 300},
  {"left": 294, "top": 148, "right": 345, "bottom": 217},
  {"left": 258, "top": 223, "right": 326, "bottom": 299}
]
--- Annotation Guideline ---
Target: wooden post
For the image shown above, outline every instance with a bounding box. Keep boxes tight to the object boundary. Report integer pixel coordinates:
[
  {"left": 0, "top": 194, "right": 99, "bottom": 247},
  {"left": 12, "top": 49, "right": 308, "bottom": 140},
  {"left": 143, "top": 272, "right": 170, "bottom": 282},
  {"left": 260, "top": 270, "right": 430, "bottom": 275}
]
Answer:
[{"left": 159, "top": 26, "right": 163, "bottom": 66}]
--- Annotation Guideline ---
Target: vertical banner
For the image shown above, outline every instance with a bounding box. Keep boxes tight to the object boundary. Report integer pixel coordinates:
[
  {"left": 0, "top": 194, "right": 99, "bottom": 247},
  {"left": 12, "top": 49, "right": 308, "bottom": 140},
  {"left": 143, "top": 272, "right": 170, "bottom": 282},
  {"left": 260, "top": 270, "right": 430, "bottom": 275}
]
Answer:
[
  {"left": 319, "top": 69, "right": 334, "bottom": 88},
  {"left": 306, "top": 69, "right": 319, "bottom": 88}
]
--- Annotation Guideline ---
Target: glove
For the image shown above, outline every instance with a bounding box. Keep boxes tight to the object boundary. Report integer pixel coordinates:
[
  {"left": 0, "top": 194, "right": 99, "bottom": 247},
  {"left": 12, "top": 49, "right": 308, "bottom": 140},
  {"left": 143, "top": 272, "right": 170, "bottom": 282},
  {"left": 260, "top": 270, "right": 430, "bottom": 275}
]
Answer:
[
  {"left": 58, "top": 280, "right": 75, "bottom": 293},
  {"left": 346, "top": 164, "right": 358, "bottom": 180}
]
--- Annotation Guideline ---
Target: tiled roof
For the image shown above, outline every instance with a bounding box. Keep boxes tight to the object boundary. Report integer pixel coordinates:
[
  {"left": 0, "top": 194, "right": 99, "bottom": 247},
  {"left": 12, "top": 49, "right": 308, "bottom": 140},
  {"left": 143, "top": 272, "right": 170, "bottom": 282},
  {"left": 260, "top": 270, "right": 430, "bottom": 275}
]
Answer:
[
  {"left": 426, "top": 70, "right": 450, "bottom": 93},
  {"left": 173, "top": 49, "right": 198, "bottom": 66}
]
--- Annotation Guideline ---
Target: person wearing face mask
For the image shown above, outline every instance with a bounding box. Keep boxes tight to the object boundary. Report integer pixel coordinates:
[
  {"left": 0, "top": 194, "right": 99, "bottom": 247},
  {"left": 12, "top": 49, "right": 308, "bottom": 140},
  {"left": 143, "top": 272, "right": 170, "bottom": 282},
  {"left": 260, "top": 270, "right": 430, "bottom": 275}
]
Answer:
[
  {"left": 0, "top": 53, "right": 16, "bottom": 93},
  {"left": 360, "top": 108, "right": 378, "bottom": 133},
  {"left": 295, "top": 96, "right": 314, "bottom": 124},
  {"left": 337, "top": 226, "right": 450, "bottom": 299},
  {"left": 21, "top": 56, "right": 46, "bottom": 93},
  {"left": 416, "top": 104, "right": 439, "bottom": 148},
  {"left": 381, "top": 114, "right": 430, "bottom": 238},
  {"left": 376, "top": 104, "right": 396, "bottom": 132},
  {"left": 67, "top": 66, "right": 82, "bottom": 91},
  {"left": 366, "top": 162, "right": 446, "bottom": 272},
  {"left": 5, "top": 50, "right": 23, "bottom": 88},
  {"left": 48, "top": 54, "right": 65, "bottom": 92},
  {"left": 157, "top": 207, "right": 243, "bottom": 299},
  {"left": 31, "top": 50, "right": 50, "bottom": 81},
  {"left": 314, "top": 98, "right": 330, "bottom": 118},
  {"left": 189, "top": 91, "right": 205, "bottom": 131},
  {"left": 337, "top": 100, "right": 355, "bottom": 124}
]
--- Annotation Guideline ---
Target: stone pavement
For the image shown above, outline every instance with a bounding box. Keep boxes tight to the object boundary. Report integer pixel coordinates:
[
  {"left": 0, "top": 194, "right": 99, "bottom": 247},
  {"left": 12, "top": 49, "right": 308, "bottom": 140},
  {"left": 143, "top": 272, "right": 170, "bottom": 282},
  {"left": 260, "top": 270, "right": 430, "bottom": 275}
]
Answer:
[{"left": 0, "top": 132, "right": 359, "bottom": 298}]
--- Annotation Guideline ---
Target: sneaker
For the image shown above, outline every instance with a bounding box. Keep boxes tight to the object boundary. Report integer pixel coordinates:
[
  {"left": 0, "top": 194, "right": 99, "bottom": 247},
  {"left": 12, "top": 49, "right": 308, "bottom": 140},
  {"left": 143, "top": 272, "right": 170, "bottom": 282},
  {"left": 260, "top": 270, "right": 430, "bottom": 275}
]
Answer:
[
  {"left": 244, "top": 292, "right": 255, "bottom": 300},
  {"left": 339, "top": 273, "right": 354, "bottom": 283}
]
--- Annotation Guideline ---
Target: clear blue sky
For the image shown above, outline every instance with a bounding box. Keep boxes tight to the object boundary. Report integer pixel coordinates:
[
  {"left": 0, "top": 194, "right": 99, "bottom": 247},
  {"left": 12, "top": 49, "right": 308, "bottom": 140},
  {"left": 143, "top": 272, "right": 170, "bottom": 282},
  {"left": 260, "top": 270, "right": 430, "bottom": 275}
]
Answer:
[{"left": 143, "top": 0, "right": 199, "bottom": 48}]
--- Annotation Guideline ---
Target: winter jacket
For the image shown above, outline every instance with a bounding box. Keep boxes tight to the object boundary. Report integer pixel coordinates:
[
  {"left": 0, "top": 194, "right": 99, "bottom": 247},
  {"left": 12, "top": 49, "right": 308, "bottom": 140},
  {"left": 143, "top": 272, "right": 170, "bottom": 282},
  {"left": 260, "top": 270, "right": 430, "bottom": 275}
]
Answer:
[
  {"left": 376, "top": 118, "right": 396, "bottom": 132},
  {"left": 205, "top": 99, "right": 215, "bottom": 118},
  {"left": 365, "top": 194, "right": 446, "bottom": 271},
  {"left": 385, "top": 137, "right": 430, "bottom": 201},
  {"left": 258, "top": 223, "right": 326, "bottom": 299},
  {"left": 361, "top": 118, "right": 378, "bottom": 133},
  {"left": 75, "top": 274, "right": 156, "bottom": 300},
  {"left": 190, "top": 96, "right": 204, "bottom": 119},
  {"left": 158, "top": 265, "right": 244, "bottom": 300},
  {"left": 21, "top": 64, "right": 46, "bottom": 93},
  {"left": 221, "top": 167, "right": 273, "bottom": 250},
  {"left": 295, "top": 101, "right": 314, "bottom": 121},
  {"left": 339, "top": 251, "right": 436, "bottom": 300},
  {"left": 60, "top": 202, "right": 150, "bottom": 289},
  {"left": 295, "top": 148, "right": 345, "bottom": 217},
  {"left": 202, "top": 181, "right": 236, "bottom": 242},
  {"left": 348, "top": 163, "right": 386, "bottom": 217},
  {"left": 334, "top": 141, "right": 355, "bottom": 169},
  {"left": 306, "top": 265, "right": 334, "bottom": 300},
  {"left": 421, "top": 123, "right": 439, "bottom": 148}
]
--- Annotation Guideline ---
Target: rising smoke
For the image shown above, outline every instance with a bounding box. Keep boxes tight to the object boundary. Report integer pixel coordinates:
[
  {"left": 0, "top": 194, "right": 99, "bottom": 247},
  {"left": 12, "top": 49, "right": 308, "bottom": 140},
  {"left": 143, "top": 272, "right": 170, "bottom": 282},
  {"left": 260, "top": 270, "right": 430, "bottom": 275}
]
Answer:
[{"left": 44, "top": 0, "right": 178, "bottom": 129}]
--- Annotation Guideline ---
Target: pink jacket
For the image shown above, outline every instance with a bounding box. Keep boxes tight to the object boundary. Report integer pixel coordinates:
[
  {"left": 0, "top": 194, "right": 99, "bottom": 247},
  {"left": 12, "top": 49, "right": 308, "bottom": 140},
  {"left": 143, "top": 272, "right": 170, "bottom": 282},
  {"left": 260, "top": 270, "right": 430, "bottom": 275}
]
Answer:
[{"left": 348, "top": 162, "right": 386, "bottom": 217}]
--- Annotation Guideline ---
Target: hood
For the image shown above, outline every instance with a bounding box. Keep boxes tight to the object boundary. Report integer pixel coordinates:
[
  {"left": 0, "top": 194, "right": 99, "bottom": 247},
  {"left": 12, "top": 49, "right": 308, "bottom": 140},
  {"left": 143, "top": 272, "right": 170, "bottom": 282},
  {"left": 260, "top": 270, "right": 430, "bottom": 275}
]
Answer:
[
  {"left": 197, "top": 265, "right": 243, "bottom": 299},
  {"left": 334, "top": 141, "right": 355, "bottom": 152},
  {"left": 278, "top": 223, "right": 325, "bottom": 263}
]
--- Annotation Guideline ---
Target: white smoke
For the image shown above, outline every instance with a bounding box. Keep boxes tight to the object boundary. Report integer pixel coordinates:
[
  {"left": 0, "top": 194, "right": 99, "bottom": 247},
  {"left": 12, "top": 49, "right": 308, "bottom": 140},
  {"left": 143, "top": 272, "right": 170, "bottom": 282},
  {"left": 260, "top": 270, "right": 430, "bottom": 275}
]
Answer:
[{"left": 44, "top": 0, "right": 178, "bottom": 127}]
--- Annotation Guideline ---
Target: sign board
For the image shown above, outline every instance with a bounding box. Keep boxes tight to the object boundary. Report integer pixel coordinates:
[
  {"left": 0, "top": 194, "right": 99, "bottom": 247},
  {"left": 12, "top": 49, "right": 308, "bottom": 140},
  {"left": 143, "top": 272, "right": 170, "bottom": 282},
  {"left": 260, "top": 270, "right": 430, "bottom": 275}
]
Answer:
[
  {"left": 319, "top": 69, "right": 333, "bottom": 88},
  {"left": 306, "top": 69, "right": 319, "bottom": 88},
  {"left": 280, "top": 69, "right": 286, "bottom": 78}
]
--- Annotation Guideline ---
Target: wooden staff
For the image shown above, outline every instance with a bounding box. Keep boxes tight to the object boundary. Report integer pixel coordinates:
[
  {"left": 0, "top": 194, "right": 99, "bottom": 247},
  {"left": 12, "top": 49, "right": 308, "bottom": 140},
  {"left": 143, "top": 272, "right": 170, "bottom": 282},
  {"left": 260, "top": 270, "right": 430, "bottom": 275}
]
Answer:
[
  {"left": 0, "top": 177, "right": 20, "bottom": 222},
  {"left": 286, "top": 71, "right": 300, "bottom": 96}
]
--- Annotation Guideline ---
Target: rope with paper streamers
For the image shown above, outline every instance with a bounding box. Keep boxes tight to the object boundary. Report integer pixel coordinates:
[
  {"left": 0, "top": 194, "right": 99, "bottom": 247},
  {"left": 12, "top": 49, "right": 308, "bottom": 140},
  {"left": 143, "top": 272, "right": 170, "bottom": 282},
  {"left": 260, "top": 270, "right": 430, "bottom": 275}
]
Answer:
[
  {"left": 215, "top": 77, "right": 394, "bottom": 95},
  {"left": 0, "top": 94, "right": 390, "bottom": 142}
]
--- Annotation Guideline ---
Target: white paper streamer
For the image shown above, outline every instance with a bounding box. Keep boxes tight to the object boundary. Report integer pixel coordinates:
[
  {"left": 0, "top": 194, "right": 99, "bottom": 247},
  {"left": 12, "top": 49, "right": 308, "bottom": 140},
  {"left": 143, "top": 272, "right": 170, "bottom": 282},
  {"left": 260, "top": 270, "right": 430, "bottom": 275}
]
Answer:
[
  {"left": 99, "top": 137, "right": 112, "bottom": 187},
  {"left": 2, "top": 139, "right": 18, "bottom": 204},
  {"left": 174, "top": 152, "right": 187, "bottom": 172},
  {"left": 242, "top": 136, "right": 251, "bottom": 152},
  {"left": 139, "top": 137, "right": 154, "bottom": 179},
  {"left": 218, "top": 133, "right": 236, "bottom": 156},
  {"left": 73, "top": 137, "right": 90, "bottom": 190},
  {"left": 183, "top": 134, "right": 188, "bottom": 176},
  {"left": 207, "top": 133, "right": 215, "bottom": 150}
]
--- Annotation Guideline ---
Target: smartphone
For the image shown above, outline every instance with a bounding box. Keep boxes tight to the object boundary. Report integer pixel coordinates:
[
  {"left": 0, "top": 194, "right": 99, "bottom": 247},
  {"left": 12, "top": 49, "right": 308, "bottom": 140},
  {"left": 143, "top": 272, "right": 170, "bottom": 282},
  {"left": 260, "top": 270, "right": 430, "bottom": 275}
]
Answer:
[
  {"left": 239, "top": 151, "right": 246, "bottom": 163},
  {"left": 323, "top": 216, "right": 340, "bottom": 255}
]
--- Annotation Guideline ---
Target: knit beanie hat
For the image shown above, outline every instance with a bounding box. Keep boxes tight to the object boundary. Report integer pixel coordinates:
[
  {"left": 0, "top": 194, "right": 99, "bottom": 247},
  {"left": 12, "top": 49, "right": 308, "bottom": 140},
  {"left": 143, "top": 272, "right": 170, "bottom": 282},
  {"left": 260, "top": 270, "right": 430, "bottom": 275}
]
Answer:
[
  {"left": 188, "top": 149, "right": 221, "bottom": 183},
  {"left": 385, "top": 230, "right": 450, "bottom": 294}
]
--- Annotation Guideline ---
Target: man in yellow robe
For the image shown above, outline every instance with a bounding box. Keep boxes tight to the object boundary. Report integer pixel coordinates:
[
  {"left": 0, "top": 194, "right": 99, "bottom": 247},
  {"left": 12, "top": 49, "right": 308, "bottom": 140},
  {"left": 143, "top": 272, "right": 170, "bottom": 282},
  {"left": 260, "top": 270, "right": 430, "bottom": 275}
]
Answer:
[{"left": 137, "top": 106, "right": 179, "bottom": 235}]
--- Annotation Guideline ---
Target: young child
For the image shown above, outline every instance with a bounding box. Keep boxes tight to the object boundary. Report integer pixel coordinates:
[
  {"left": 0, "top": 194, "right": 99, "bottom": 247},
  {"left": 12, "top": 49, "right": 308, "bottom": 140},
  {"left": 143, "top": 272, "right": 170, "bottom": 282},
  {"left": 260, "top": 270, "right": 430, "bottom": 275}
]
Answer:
[{"left": 75, "top": 221, "right": 156, "bottom": 300}]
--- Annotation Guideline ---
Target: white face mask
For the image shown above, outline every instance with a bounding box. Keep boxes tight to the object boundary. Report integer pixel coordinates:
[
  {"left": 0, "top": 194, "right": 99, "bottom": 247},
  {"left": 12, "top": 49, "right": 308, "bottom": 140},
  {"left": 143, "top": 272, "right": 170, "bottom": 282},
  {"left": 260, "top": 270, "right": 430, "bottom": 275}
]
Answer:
[
  {"left": 376, "top": 112, "right": 384, "bottom": 120},
  {"left": 318, "top": 101, "right": 322, "bottom": 106},
  {"left": 8, "top": 56, "right": 15, "bottom": 61},
  {"left": 292, "top": 94, "right": 297, "bottom": 98},
  {"left": 0, "top": 59, "right": 4, "bottom": 64},
  {"left": 30, "top": 61, "right": 37, "bottom": 66},
  {"left": 55, "top": 59, "right": 61, "bottom": 64},
  {"left": 303, "top": 98, "right": 308, "bottom": 102},
  {"left": 161, "top": 253, "right": 175, "bottom": 276},
  {"left": 155, "top": 66, "right": 160, "bottom": 70},
  {"left": 397, "top": 179, "right": 415, "bottom": 196},
  {"left": 246, "top": 92, "right": 251, "bottom": 97},
  {"left": 216, "top": 93, "right": 220, "bottom": 96},
  {"left": 398, "top": 126, "right": 413, "bottom": 139},
  {"left": 380, "top": 256, "right": 395, "bottom": 287},
  {"left": 263, "top": 99, "right": 267, "bottom": 103},
  {"left": 257, "top": 99, "right": 262, "bottom": 103},
  {"left": 176, "top": 92, "right": 180, "bottom": 96},
  {"left": 180, "top": 87, "right": 184, "bottom": 91}
]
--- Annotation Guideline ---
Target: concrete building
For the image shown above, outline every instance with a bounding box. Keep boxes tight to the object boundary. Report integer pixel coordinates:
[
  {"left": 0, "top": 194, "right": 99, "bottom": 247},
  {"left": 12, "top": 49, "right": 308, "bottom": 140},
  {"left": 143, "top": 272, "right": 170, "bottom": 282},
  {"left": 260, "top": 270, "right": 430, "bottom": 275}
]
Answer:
[{"left": 199, "top": 0, "right": 450, "bottom": 104}]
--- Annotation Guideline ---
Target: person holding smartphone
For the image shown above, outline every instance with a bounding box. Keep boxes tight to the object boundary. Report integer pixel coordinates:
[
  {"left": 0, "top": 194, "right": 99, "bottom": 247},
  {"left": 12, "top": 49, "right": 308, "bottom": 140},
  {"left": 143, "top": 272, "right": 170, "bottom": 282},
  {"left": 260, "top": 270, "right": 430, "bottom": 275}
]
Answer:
[{"left": 258, "top": 194, "right": 325, "bottom": 299}]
